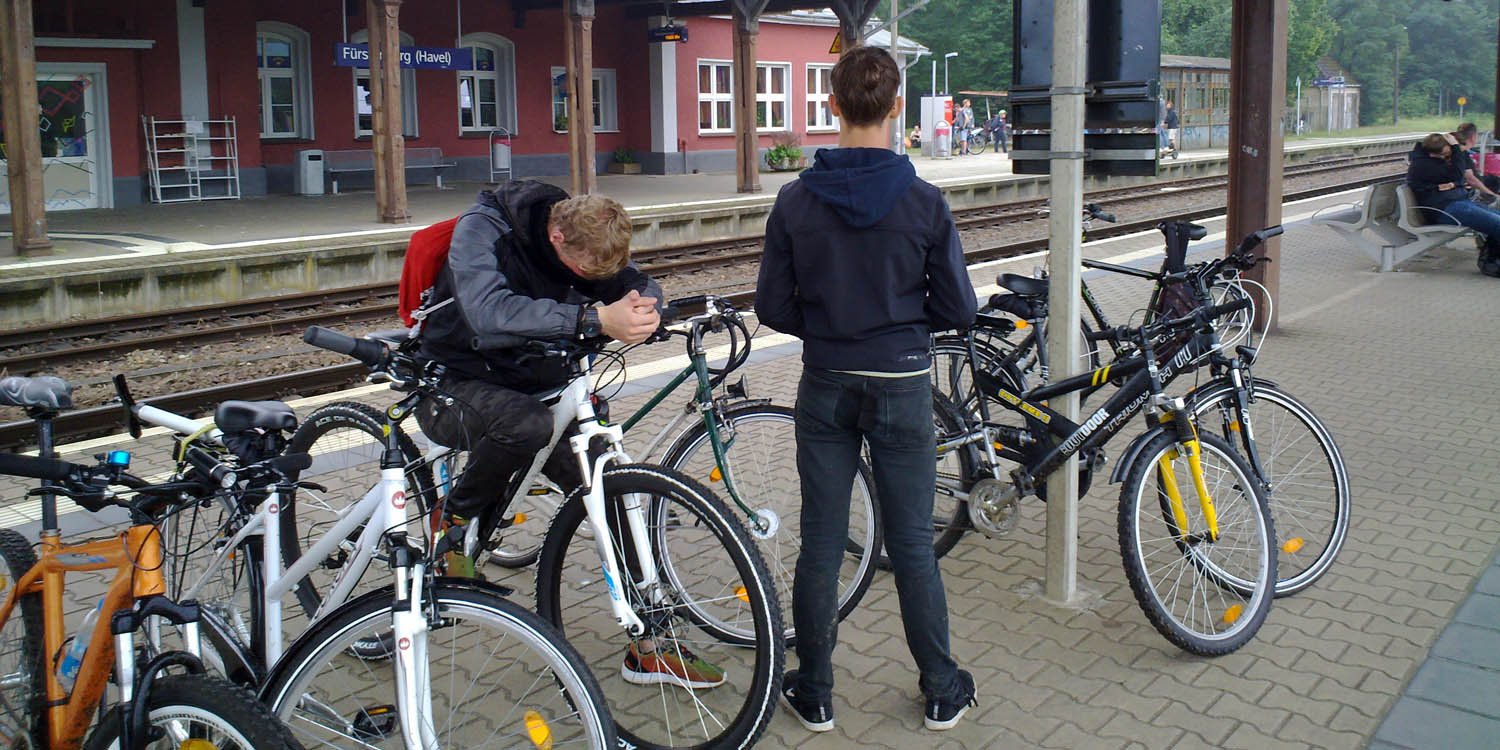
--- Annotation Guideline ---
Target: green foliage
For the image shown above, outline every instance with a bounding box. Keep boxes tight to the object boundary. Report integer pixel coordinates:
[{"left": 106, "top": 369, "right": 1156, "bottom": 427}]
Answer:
[
  {"left": 898, "top": 0, "right": 1013, "bottom": 124},
  {"left": 612, "top": 147, "right": 637, "bottom": 164}
]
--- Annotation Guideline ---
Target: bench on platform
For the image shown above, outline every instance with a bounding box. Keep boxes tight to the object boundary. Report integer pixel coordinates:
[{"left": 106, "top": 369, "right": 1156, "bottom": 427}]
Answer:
[
  {"left": 1315, "top": 181, "right": 1479, "bottom": 271},
  {"left": 323, "top": 147, "right": 457, "bottom": 195}
]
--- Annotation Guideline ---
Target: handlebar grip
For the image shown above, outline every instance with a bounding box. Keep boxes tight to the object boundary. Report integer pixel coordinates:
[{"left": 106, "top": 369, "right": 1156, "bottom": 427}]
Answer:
[
  {"left": 303, "top": 326, "right": 388, "bottom": 367},
  {"left": 267, "top": 452, "right": 313, "bottom": 476},
  {"left": 1206, "top": 297, "right": 1254, "bottom": 320},
  {"left": 0, "top": 453, "right": 84, "bottom": 482},
  {"left": 1083, "top": 327, "right": 1118, "bottom": 342},
  {"left": 659, "top": 304, "right": 683, "bottom": 324},
  {"left": 667, "top": 295, "right": 710, "bottom": 313},
  {"left": 184, "top": 445, "right": 237, "bottom": 489}
]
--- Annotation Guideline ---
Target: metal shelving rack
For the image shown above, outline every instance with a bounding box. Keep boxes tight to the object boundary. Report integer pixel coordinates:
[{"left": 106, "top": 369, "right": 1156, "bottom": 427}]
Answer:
[{"left": 143, "top": 116, "right": 242, "bottom": 203}]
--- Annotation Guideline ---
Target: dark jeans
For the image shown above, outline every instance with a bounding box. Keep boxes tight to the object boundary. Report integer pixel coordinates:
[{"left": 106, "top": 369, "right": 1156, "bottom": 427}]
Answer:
[
  {"left": 791, "top": 367, "right": 961, "bottom": 702},
  {"left": 1436, "top": 199, "right": 1500, "bottom": 253},
  {"left": 991, "top": 128, "right": 1007, "bottom": 153},
  {"left": 415, "top": 377, "right": 581, "bottom": 517}
]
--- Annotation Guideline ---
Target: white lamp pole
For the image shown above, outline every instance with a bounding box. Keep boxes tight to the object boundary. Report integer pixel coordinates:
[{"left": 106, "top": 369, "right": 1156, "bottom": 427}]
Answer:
[{"left": 944, "top": 51, "right": 958, "bottom": 94}]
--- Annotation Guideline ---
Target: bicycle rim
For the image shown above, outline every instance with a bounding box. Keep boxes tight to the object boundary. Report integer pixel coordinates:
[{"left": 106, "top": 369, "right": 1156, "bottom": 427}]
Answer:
[
  {"left": 1192, "top": 383, "right": 1350, "bottom": 596},
  {"left": 535, "top": 466, "right": 782, "bottom": 750},
  {"left": 0, "top": 530, "right": 43, "bottom": 748},
  {"left": 1119, "top": 431, "right": 1275, "bottom": 655},
  {"left": 663, "top": 404, "right": 879, "bottom": 639},
  {"left": 264, "top": 585, "right": 615, "bottom": 750}
]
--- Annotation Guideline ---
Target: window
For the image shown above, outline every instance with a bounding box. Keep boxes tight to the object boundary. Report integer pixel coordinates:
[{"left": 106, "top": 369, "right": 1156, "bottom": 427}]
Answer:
[
  {"left": 756, "top": 63, "right": 790, "bottom": 132},
  {"left": 255, "top": 22, "right": 313, "bottom": 139},
  {"left": 698, "top": 60, "right": 732, "bottom": 133},
  {"left": 459, "top": 33, "right": 517, "bottom": 133},
  {"left": 549, "top": 67, "right": 619, "bottom": 132},
  {"left": 352, "top": 29, "right": 418, "bottom": 138},
  {"left": 806, "top": 64, "right": 836, "bottom": 131}
]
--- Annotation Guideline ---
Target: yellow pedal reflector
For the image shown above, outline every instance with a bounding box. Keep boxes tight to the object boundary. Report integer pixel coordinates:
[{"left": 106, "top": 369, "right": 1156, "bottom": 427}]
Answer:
[
  {"left": 1282, "top": 537, "right": 1305, "bottom": 554},
  {"left": 513, "top": 513, "right": 528, "bottom": 525},
  {"left": 179, "top": 740, "right": 219, "bottom": 750},
  {"left": 1228, "top": 420, "right": 1242, "bottom": 433},
  {"left": 1014, "top": 319, "right": 1029, "bottom": 329},
  {"left": 528, "top": 487, "right": 552, "bottom": 496},
  {"left": 734, "top": 586, "right": 750, "bottom": 603},
  {"left": 993, "top": 442, "right": 1005, "bottom": 451},
  {"left": 1221, "top": 604, "right": 1244, "bottom": 625},
  {"left": 524, "top": 710, "right": 554, "bottom": 750},
  {"left": 709, "top": 467, "right": 723, "bottom": 482}
]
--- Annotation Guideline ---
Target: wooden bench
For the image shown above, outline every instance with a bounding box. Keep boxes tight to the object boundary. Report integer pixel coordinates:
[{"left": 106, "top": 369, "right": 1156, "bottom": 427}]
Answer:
[
  {"left": 323, "top": 147, "right": 457, "bottom": 195},
  {"left": 1315, "top": 181, "right": 1479, "bottom": 271}
]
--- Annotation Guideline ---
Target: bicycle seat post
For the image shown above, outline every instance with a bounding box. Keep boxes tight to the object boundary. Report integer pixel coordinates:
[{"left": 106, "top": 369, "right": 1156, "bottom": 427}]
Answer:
[{"left": 31, "top": 408, "right": 60, "bottom": 534}]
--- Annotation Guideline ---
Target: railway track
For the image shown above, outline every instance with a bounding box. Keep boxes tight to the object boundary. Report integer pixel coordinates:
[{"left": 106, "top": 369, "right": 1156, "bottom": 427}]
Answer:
[{"left": 0, "top": 165, "right": 1403, "bottom": 448}]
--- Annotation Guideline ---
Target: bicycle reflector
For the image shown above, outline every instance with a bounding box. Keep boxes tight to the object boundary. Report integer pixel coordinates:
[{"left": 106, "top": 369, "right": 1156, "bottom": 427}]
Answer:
[
  {"left": 105, "top": 450, "right": 131, "bottom": 468},
  {"left": 524, "top": 710, "right": 554, "bottom": 750}
]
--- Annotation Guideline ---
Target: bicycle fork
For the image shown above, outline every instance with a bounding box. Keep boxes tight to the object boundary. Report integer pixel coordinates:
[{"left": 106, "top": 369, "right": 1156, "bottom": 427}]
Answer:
[
  {"left": 1155, "top": 406, "right": 1221, "bottom": 544},
  {"left": 388, "top": 555, "right": 438, "bottom": 750}
]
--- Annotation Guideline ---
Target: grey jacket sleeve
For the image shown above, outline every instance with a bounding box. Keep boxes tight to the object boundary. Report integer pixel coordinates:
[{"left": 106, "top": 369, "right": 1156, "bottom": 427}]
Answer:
[{"left": 447, "top": 210, "right": 583, "bottom": 340}]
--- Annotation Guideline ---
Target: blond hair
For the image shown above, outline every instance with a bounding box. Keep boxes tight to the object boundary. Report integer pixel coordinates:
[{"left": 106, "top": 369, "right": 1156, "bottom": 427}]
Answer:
[{"left": 549, "top": 194, "right": 632, "bottom": 279}]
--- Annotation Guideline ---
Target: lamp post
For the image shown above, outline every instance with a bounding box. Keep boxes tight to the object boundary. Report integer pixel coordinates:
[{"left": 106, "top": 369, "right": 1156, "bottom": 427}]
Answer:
[
  {"left": 944, "top": 51, "right": 958, "bottom": 94},
  {"left": 1392, "top": 26, "right": 1404, "bottom": 124}
]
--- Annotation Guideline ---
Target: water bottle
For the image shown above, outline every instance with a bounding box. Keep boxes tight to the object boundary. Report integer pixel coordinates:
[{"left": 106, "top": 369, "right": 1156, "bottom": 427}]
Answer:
[{"left": 57, "top": 599, "right": 104, "bottom": 694}]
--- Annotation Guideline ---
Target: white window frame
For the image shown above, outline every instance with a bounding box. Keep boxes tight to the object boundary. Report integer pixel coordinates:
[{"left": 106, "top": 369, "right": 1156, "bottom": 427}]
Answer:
[
  {"left": 458, "top": 32, "right": 517, "bottom": 134},
  {"left": 806, "top": 63, "right": 837, "bottom": 132},
  {"left": 697, "top": 59, "right": 733, "bottom": 134},
  {"left": 351, "top": 29, "right": 419, "bottom": 138},
  {"left": 756, "top": 62, "right": 792, "bottom": 133},
  {"left": 549, "top": 67, "right": 619, "bottom": 133},
  {"left": 256, "top": 22, "right": 313, "bottom": 139}
]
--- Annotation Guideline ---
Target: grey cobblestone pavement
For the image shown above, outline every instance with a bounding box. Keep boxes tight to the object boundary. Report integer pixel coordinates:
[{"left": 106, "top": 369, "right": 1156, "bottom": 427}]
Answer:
[{"left": 7, "top": 209, "right": 1499, "bottom": 748}]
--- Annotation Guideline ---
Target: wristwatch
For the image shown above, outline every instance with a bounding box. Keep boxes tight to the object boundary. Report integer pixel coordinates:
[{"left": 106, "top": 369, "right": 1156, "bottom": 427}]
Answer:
[{"left": 578, "top": 307, "right": 602, "bottom": 339}]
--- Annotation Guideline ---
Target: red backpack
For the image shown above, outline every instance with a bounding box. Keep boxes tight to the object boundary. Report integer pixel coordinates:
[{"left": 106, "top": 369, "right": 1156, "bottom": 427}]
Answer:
[{"left": 397, "top": 217, "right": 461, "bottom": 327}]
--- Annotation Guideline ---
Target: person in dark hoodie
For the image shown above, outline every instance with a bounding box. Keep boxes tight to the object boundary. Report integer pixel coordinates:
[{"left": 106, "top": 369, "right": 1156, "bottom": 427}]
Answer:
[
  {"left": 756, "top": 46, "right": 979, "bottom": 733},
  {"left": 1406, "top": 133, "right": 1500, "bottom": 277}
]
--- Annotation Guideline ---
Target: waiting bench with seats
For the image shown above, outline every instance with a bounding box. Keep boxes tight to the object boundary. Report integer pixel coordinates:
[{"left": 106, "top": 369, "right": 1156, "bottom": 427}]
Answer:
[
  {"left": 322, "top": 147, "right": 457, "bottom": 195},
  {"left": 1315, "top": 180, "right": 1480, "bottom": 271}
]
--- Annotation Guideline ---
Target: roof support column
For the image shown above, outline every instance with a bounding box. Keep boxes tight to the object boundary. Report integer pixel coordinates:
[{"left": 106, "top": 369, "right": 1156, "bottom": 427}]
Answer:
[
  {"left": 731, "top": 6, "right": 762, "bottom": 193},
  {"left": 828, "top": 0, "right": 880, "bottom": 57},
  {"left": 1042, "top": 0, "right": 1086, "bottom": 606},
  {"left": 1, "top": 0, "right": 51, "bottom": 255},
  {"left": 564, "top": 0, "right": 597, "bottom": 194},
  {"left": 368, "top": 0, "right": 410, "bottom": 223},
  {"left": 1227, "top": 0, "right": 1286, "bottom": 331}
]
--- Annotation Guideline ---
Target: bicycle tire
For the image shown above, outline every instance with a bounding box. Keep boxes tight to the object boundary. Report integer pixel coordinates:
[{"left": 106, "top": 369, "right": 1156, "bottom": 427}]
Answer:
[
  {"left": 1187, "top": 380, "right": 1350, "bottom": 597},
  {"left": 1118, "top": 430, "right": 1275, "bottom": 656},
  {"left": 0, "top": 529, "right": 44, "bottom": 749},
  {"left": 534, "top": 465, "right": 783, "bottom": 750},
  {"left": 84, "top": 673, "right": 301, "bottom": 750},
  {"left": 283, "top": 401, "right": 436, "bottom": 621},
  {"left": 661, "top": 402, "right": 880, "bottom": 642},
  {"left": 261, "top": 581, "right": 616, "bottom": 750}
]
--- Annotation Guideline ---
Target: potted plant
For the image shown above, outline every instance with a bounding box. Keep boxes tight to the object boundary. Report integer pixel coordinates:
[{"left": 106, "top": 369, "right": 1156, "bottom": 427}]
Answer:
[
  {"left": 765, "top": 132, "right": 804, "bottom": 171},
  {"left": 607, "top": 147, "right": 642, "bottom": 174},
  {"left": 553, "top": 113, "right": 569, "bottom": 133}
]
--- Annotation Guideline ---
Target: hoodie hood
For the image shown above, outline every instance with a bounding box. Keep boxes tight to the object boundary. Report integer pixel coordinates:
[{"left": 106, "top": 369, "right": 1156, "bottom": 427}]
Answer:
[
  {"left": 478, "top": 181, "right": 589, "bottom": 285},
  {"left": 798, "top": 148, "right": 918, "bottom": 228}
]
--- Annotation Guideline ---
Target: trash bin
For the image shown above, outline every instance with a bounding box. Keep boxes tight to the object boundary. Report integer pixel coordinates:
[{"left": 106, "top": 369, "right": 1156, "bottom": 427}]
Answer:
[
  {"left": 934, "top": 119, "right": 952, "bottom": 158},
  {"left": 295, "top": 149, "right": 325, "bottom": 195}
]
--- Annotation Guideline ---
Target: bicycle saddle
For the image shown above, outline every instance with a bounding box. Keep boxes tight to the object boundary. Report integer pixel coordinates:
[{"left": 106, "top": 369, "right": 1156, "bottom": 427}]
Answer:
[
  {"left": 0, "top": 376, "right": 73, "bottom": 410},
  {"left": 996, "top": 273, "right": 1049, "bottom": 297},
  {"left": 215, "top": 400, "right": 297, "bottom": 434}
]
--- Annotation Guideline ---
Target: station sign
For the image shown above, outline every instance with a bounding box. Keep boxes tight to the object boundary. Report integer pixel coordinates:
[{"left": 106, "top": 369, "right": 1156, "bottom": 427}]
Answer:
[
  {"left": 335, "top": 43, "right": 474, "bottom": 70},
  {"left": 649, "top": 24, "right": 688, "bottom": 43}
]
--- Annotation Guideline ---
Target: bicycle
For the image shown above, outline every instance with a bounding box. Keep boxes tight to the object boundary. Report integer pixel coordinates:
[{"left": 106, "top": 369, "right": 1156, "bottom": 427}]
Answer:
[
  {"left": 931, "top": 223, "right": 1349, "bottom": 597},
  {"left": 107, "top": 375, "right": 618, "bottom": 750},
  {"left": 931, "top": 295, "right": 1278, "bottom": 655},
  {"left": 0, "top": 375, "right": 301, "bottom": 750},
  {"left": 296, "top": 325, "right": 785, "bottom": 750}
]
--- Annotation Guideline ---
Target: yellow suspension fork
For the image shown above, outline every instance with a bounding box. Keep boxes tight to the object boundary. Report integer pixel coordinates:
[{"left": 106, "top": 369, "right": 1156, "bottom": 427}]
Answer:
[{"left": 1156, "top": 412, "right": 1220, "bottom": 542}]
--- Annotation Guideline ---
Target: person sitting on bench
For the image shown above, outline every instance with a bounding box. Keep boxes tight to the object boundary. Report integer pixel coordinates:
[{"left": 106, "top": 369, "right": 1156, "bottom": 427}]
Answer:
[{"left": 1407, "top": 133, "right": 1500, "bottom": 277}]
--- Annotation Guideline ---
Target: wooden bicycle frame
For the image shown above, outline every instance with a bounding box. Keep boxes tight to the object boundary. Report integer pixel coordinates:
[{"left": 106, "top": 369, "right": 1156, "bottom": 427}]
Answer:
[{"left": 0, "top": 524, "right": 165, "bottom": 749}]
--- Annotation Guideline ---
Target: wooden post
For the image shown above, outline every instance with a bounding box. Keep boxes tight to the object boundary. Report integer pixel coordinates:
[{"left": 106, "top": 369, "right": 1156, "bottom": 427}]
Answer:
[
  {"left": 368, "top": 0, "right": 409, "bottom": 223},
  {"left": 1227, "top": 0, "right": 1287, "bottom": 331},
  {"left": 1, "top": 0, "right": 51, "bottom": 255},
  {"left": 731, "top": 8, "right": 760, "bottom": 193},
  {"left": 564, "top": 0, "right": 597, "bottom": 195}
]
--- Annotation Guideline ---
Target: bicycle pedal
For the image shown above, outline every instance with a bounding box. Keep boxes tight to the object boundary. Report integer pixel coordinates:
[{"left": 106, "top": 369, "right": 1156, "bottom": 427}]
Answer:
[{"left": 350, "top": 704, "right": 398, "bottom": 741}]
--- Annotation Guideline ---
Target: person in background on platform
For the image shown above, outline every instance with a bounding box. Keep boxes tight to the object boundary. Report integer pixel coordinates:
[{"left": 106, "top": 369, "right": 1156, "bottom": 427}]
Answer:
[
  {"left": 1163, "top": 100, "right": 1180, "bottom": 155},
  {"left": 985, "top": 110, "right": 1009, "bottom": 154},
  {"left": 1406, "top": 132, "right": 1500, "bottom": 277},
  {"left": 956, "top": 98, "right": 975, "bottom": 155},
  {"left": 1453, "top": 122, "right": 1500, "bottom": 201},
  {"left": 909, "top": 124, "right": 922, "bottom": 150},
  {"left": 755, "top": 45, "right": 979, "bottom": 734}
]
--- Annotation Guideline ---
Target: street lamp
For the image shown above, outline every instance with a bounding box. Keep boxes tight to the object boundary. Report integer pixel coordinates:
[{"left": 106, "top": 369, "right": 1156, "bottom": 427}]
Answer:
[{"left": 944, "top": 51, "right": 958, "bottom": 95}]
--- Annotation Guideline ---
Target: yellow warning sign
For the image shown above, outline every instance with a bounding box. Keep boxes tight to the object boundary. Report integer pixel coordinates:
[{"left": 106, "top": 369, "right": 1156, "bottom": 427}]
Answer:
[
  {"left": 1458, "top": 96, "right": 1468, "bottom": 106},
  {"left": 830, "top": 32, "right": 841, "bottom": 55}
]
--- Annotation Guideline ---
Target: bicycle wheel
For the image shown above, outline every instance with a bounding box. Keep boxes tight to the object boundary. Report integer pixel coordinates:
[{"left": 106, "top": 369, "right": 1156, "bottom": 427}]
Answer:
[
  {"left": 534, "top": 465, "right": 783, "bottom": 750},
  {"left": 1188, "top": 380, "right": 1349, "bottom": 597},
  {"left": 661, "top": 403, "right": 879, "bottom": 641},
  {"left": 283, "top": 402, "right": 436, "bottom": 623},
  {"left": 1118, "top": 430, "right": 1275, "bottom": 656},
  {"left": 0, "top": 529, "right": 44, "bottom": 749},
  {"left": 261, "top": 582, "right": 616, "bottom": 750},
  {"left": 84, "top": 674, "right": 300, "bottom": 750}
]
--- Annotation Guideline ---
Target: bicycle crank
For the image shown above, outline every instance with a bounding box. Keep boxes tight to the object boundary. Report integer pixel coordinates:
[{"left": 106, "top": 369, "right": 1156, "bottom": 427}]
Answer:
[{"left": 968, "top": 478, "right": 1021, "bottom": 537}]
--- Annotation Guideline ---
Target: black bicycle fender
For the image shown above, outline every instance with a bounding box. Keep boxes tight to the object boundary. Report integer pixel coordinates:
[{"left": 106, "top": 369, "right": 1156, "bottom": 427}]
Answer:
[{"left": 1108, "top": 425, "right": 1171, "bottom": 484}]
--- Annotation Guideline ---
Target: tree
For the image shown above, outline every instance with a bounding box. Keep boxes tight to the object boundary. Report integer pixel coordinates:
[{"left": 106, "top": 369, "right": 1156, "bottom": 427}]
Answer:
[{"left": 899, "top": 0, "right": 1013, "bottom": 125}]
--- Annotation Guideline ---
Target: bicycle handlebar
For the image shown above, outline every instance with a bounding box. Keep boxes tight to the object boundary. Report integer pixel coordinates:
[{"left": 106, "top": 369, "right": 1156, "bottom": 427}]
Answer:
[
  {"left": 304, "top": 326, "right": 390, "bottom": 368},
  {"left": 1085, "top": 204, "right": 1116, "bottom": 223},
  {"left": 0, "top": 452, "right": 85, "bottom": 482}
]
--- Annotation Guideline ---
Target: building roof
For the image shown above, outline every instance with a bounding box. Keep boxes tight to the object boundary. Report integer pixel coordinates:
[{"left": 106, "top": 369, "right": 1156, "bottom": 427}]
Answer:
[
  {"left": 1161, "top": 54, "right": 1230, "bottom": 70},
  {"left": 748, "top": 9, "right": 930, "bottom": 56}
]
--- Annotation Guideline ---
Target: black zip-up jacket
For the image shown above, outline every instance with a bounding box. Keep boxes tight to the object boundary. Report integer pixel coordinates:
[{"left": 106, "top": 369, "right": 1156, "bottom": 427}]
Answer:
[
  {"left": 419, "top": 181, "right": 661, "bottom": 392},
  {"left": 1406, "top": 145, "right": 1467, "bottom": 211},
  {"left": 755, "top": 148, "right": 977, "bottom": 372}
]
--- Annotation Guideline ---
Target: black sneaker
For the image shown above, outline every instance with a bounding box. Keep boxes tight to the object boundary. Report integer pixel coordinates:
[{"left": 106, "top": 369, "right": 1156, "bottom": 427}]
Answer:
[
  {"left": 780, "top": 670, "right": 834, "bottom": 732},
  {"left": 924, "top": 670, "right": 977, "bottom": 731}
]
